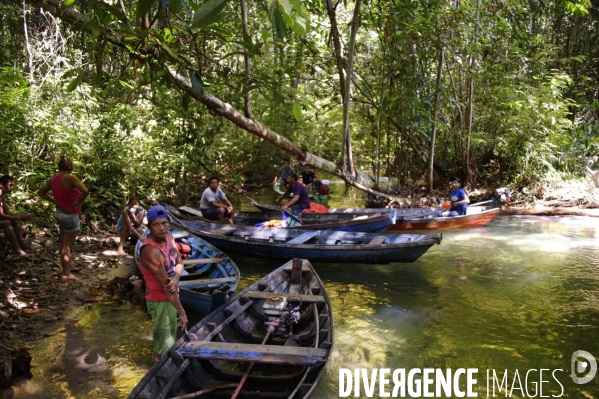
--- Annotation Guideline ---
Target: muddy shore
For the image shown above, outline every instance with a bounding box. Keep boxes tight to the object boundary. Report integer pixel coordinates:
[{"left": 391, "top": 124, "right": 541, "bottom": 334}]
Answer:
[{"left": 0, "top": 223, "right": 140, "bottom": 390}]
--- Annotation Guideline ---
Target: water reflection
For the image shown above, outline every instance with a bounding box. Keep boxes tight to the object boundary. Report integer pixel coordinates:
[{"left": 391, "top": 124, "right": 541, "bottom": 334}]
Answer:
[{"left": 11, "top": 203, "right": 599, "bottom": 397}]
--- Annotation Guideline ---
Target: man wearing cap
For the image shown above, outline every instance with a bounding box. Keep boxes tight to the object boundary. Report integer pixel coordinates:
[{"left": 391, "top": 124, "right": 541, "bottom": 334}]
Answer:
[
  {"left": 139, "top": 205, "right": 188, "bottom": 362},
  {"left": 448, "top": 178, "right": 470, "bottom": 216}
]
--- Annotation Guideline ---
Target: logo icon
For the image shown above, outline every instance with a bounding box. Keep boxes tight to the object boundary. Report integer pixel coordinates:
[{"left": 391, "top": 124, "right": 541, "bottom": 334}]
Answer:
[{"left": 572, "top": 350, "right": 597, "bottom": 384}]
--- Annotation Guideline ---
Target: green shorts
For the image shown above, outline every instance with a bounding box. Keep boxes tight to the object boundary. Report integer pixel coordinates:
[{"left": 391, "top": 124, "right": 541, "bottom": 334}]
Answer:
[{"left": 146, "top": 300, "right": 178, "bottom": 355}]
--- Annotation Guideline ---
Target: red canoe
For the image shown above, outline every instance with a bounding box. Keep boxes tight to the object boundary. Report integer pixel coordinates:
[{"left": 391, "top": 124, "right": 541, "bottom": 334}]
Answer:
[{"left": 388, "top": 206, "right": 500, "bottom": 231}]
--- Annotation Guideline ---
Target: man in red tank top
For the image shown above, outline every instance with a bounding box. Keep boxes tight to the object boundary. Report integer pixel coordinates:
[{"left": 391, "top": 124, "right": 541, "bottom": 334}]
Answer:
[{"left": 139, "top": 205, "right": 188, "bottom": 362}]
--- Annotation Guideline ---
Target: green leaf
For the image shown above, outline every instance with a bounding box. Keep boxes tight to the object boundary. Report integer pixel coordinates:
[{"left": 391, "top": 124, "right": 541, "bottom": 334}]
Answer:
[
  {"left": 293, "top": 99, "right": 302, "bottom": 122},
  {"left": 137, "top": 0, "right": 155, "bottom": 20},
  {"left": 190, "top": 0, "right": 230, "bottom": 30},
  {"left": 160, "top": 43, "right": 181, "bottom": 62},
  {"left": 182, "top": 93, "right": 190, "bottom": 112},
  {"left": 62, "top": 0, "right": 75, "bottom": 9},
  {"left": 189, "top": 69, "right": 204, "bottom": 96},
  {"left": 270, "top": 4, "right": 286, "bottom": 40},
  {"left": 88, "top": 20, "right": 102, "bottom": 37},
  {"left": 66, "top": 70, "right": 84, "bottom": 92},
  {"left": 97, "top": 2, "right": 129, "bottom": 25}
]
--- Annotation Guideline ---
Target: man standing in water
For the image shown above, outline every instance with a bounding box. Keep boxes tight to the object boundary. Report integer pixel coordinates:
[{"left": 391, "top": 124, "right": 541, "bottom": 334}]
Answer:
[
  {"left": 0, "top": 175, "right": 37, "bottom": 256},
  {"left": 139, "top": 205, "right": 188, "bottom": 362}
]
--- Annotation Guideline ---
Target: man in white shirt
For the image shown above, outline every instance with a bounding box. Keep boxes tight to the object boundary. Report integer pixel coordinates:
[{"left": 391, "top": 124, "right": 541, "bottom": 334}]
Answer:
[{"left": 200, "top": 177, "right": 234, "bottom": 224}]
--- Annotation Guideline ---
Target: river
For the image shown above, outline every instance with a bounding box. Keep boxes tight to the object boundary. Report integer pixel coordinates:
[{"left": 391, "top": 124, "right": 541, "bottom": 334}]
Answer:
[{"left": 9, "top": 181, "right": 599, "bottom": 398}]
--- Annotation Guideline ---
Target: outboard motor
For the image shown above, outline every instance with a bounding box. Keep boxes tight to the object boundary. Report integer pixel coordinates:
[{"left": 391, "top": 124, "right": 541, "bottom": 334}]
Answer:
[
  {"left": 495, "top": 188, "right": 511, "bottom": 204},
  {"left": 262, "top": 296, "right": 301, "bottom": 337}
]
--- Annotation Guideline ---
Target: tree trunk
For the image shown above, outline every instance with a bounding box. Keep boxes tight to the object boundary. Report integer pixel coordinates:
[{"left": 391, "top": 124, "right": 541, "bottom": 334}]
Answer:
[
  {"left": 22, "top": 0, "right": 33, "bottom": 74},
  {"left": 323, "top": 0, "right": 345, "bottom": 102},
  {"left": 240, "top": 0, "right": 253, "bottom": 119},
  {"left": 429, "top": 45, "right": 445, "bottom": 193},
  {"left": 341, "top": 0, "right": 362, "bottom": 176}
]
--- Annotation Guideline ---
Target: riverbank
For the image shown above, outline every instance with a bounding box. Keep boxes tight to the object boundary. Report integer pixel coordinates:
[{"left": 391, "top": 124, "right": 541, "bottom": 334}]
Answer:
[{"left": 0, "top": 224, "right": 137, "bottom": 389}]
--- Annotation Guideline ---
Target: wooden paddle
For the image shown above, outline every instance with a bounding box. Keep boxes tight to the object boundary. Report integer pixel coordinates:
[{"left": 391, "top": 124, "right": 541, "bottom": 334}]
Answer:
[
  {"left": 470, "top": 199, "right": 494, "bottom": 207},
  {"left": 230, "top": 329, "right": 274, "bottom": 399}
]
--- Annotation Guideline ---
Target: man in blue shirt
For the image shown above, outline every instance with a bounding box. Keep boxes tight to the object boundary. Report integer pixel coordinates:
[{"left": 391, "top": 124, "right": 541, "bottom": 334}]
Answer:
[
  {"left": 272, "top": 159, "right": 295, "bottom": 191},
  {"left": 276, "top": 173, "right": 310, "bottom": 211},
  {"left": 448, "top": 178, "right": 470, "bottom": 216}
]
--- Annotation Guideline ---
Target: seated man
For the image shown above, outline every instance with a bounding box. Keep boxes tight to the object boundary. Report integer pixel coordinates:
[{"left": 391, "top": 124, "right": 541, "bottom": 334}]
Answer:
[
  {"left": 276, "top": 173, "right": 310, "bottom": 211},
  {"left": 115, "top": 197, "right": 146, "bottom": 256},
  {"left": 0, "top": 175, "right": 37, "bottom": 256},
  {"left": 272, "top": 159, "right": 295, "bottom": 191},
  {"left": 442, "top": 177, "right": 470, "bottom": 216},
  {"left": 200, "top": 177, "right": 234, "bottom": 223},
  {"left": 300, "top": 165, "right": 317, "bottom": 192}
]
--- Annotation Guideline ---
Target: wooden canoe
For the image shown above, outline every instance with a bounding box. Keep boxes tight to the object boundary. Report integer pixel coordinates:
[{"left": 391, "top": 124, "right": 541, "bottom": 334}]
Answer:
[
  {"left": 388, "top": 206, "right": 500, "bottom": 230},
  {"left": 170, "top": 204, "right": 393, "bottom": 233},
  {"left": 169, "top": 217, "right": 442, "bottom": 264},
  {"left": 250, "top": 201, "right": 499, "bottom": 230},
  {"left": 135, "top": 228, "right": 240, "bottom": 315},
  {"left": 128, "top": 258, "right": 333, "bottom": 399}
]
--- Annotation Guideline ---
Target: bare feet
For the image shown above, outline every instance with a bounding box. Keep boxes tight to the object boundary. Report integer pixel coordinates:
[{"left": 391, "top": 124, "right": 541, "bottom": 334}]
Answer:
[
  {"left": 15, "top": 250, "right": 29, "bottom": 258},
  {"left": 117, "top": 249, "right": 129, "bottom": 257},
  {"left": 61, "top": 274, "right": 80, "bottom": 281}
]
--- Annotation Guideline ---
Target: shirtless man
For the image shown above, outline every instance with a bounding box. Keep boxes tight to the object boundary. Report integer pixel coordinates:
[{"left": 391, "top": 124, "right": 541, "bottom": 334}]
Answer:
[{"left": 0, "top": 175, "right": 37, "bottom": 256}]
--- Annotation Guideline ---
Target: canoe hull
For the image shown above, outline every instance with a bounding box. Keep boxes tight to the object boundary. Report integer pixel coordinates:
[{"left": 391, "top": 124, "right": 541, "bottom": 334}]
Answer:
[
  {"left": 389, "top": 208, "right": 500, "bottom": 231},
  {"left": 129, "top": 259, "right": 333, "bottom": 399},
  {"left": 198, "top": 236, "right": 437, "bottom": 263},
  {"left": 170, "top": 218, "right": 442, "bottom": 264},
  {"left": 173, "top": 205, "right": 393, "bottom": 233}
]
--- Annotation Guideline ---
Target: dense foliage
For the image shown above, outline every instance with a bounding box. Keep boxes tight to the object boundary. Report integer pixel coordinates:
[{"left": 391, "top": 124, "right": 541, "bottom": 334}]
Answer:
[{"left": 0, "top": 0, "right": 597, "bottom": 218}]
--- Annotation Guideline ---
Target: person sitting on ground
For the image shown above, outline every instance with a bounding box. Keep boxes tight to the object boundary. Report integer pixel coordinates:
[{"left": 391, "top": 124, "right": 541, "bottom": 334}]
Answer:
[
  {"left": 272, "top": 159, "right": 295, "bottom": 191},
  {"left": 276, "top": 173, "right": 311, "bottom": 211},
  {"left": 442, "top": 177, "right": 470, "bottom": 217},
  {"left": 300, "top": 165, "right": 317, "bottom": 192},
  {"left": 200, "top": 177, "right": 234, "bottom": 223},
  {"left": 138, "top": 205, "right": 188, "bottom": 363},
  {"left": 0, "top": 175, "right": 37, "bottom": 256},
  {"left": 38, "top": 155, "right": 89, "bottom": 281},
  {"left": 115, "top": 197, "right": 146, "bottom": 256}
]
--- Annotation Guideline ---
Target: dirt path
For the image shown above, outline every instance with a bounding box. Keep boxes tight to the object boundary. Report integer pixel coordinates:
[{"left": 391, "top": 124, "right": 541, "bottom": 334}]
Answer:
[{"left": 0, "top": 224, "right": 137, "bottom": 370}]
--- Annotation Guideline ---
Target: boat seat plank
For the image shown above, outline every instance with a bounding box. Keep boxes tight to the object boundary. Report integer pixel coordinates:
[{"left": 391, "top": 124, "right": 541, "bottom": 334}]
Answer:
[
  {"left": 180, "top": 342, "right": 327, "bottom": 365},
  {"left": 242, "top": 291, "right": 324, "bottom": 303},
  {"left": 205, "top": 227, "right": 237, "bottom": 236},
  {"left": 286, "top": 231, "right": 318, "bottom": 245},
  {"left": 171, "top": 231, "right": 190, "bottom": 239},
  {"left": 368, "top": 236, "right": 386, "bottom": 245},
  {"left": 179, "top": 206, "right": 204, "bottom": 217},
  {"left": 183, "top": 258, "right": 222, "bottom": 267},
  {"left": 179, "top": 277, "right": 236, "bottom": 287}
]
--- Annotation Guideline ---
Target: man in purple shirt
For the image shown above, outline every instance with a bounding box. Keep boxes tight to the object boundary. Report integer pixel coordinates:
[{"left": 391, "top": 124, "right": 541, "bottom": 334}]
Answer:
[{"left": 276, "top": 173, "right": 311, "bottom": 211}]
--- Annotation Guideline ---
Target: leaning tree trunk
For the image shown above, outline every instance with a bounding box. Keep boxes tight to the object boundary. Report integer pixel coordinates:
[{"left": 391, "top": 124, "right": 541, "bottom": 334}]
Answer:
[{"left": 25, "top": 0, "right": 410, "bottom": 204}]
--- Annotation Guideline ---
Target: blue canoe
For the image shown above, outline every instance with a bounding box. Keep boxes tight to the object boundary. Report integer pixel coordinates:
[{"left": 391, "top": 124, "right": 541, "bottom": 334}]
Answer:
[
  {"left": 169, "top": 218, "right": 442, "bottom": 264},
  {"left": 169, "top": 204, "right": 393, "bottom": 233},
  {"left": 135, "top": 228, "right": 240, "bottom": 315}
]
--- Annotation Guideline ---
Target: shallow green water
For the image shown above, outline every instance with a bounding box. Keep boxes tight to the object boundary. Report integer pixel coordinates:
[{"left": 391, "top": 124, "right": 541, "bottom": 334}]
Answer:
[{"left": 10, "top": 184, "right": 599, "bottom": 398}]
